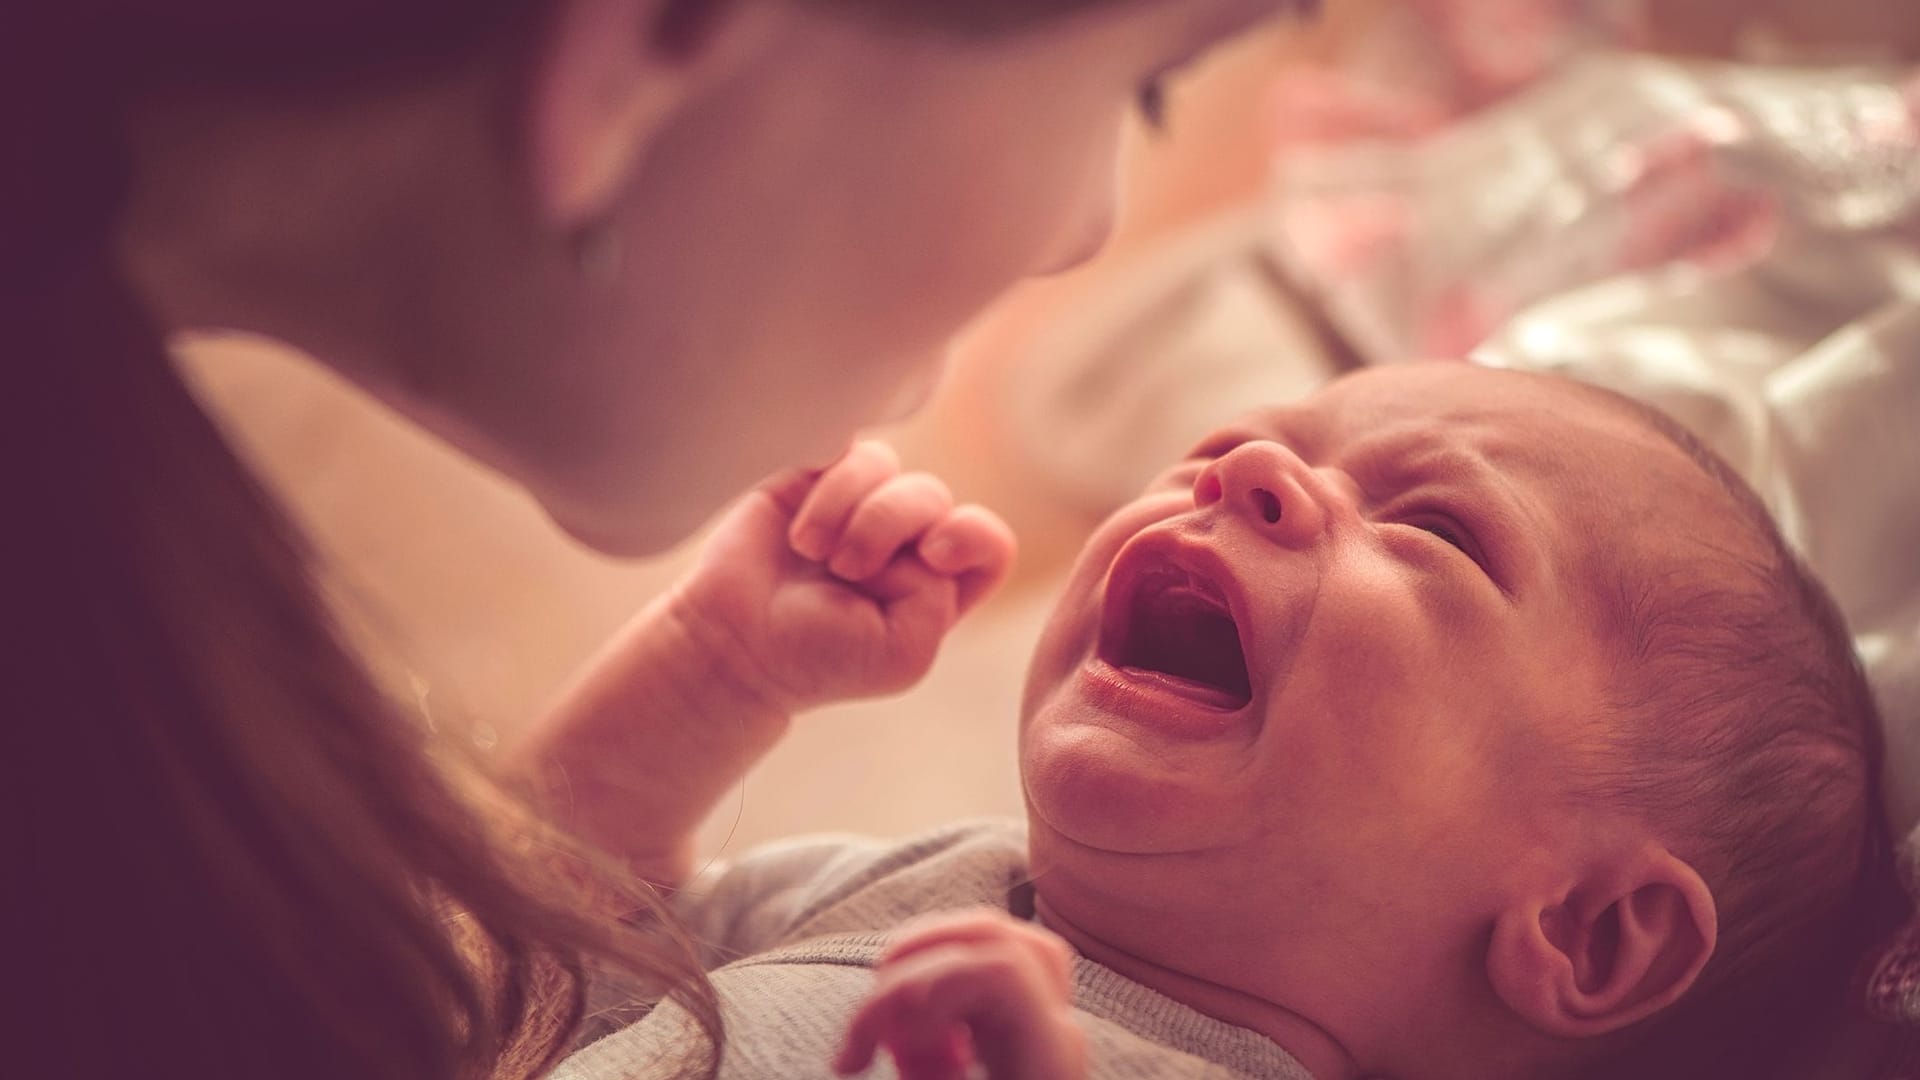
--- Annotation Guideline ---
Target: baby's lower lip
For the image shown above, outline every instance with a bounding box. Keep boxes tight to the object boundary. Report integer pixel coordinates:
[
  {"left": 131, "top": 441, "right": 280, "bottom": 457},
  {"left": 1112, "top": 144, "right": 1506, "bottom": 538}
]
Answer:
[
  {"left": 1113, "top": 666, "right": 1247, "bottom": 711},
  {"left": 1075, "top": 659, "right": 1253, "bottom": 740}
]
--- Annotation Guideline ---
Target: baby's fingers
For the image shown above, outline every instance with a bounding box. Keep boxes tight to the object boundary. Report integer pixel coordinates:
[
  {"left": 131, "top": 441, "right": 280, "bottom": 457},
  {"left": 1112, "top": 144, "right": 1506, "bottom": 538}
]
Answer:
[
  {"left": 919, "top": 505, "right": 1017, "bottom": 615},
  {"left": 835, "top": 947, "right": 993, "bottom": 1080},
  {"left": 881, "top": 909, "right": 1073, "bottom": 999},
  {"left": 836, "top": 942, "right": 1080, "bottom": 1080},
  {"left": 790, "top": 441, "right": 900, "bottom": 561},
  {"left": 834, "top": 1000, "right": 970, "bottom": 1080},
  {"left": 828, "top": 472, "right": 954, "bottom": 582},
  {"left": 754, "top": 464, "right": 825, "bottom": 518},
  {"left": 859, "top": 556, "right": 960, "bottom": 688}
]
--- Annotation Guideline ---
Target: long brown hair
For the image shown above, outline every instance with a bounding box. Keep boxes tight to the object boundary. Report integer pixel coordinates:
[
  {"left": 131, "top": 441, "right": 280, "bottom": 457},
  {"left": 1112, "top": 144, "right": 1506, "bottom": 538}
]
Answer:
[
  {"left": 9, "top": 259, "right": 715, "bottom": 1080},
  {"left": 6, "top": 9, "right": 715, "bottom": 1077},
  {"left": 5, "top": 1, "right": 1136, "bottom": 1077}
]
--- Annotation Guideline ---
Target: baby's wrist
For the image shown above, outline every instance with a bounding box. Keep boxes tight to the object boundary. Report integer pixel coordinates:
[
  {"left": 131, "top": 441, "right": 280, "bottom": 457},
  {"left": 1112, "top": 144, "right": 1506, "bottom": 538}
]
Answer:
[{"left": 653, "top": 588, "right": 796, "bottom": 723}]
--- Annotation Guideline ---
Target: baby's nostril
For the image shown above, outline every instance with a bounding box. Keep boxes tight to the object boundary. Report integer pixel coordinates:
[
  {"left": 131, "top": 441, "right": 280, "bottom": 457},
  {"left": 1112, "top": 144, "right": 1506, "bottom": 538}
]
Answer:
[{"left": 1252, "top": 488, "right": 1282, "bottom": 524}]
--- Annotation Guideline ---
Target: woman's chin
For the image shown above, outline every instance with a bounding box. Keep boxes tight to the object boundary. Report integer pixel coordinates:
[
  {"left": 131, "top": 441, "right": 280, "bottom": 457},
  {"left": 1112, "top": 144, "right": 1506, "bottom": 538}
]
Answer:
[{"left": 542, "top": 496, "right": 704, "bottom": 559}]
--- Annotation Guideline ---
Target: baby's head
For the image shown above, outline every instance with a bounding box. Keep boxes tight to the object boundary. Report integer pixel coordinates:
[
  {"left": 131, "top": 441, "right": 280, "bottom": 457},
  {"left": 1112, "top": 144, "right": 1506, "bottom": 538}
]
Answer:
[{"left": 1018, "top": 362, "right": 1895, "bottom": 1080}]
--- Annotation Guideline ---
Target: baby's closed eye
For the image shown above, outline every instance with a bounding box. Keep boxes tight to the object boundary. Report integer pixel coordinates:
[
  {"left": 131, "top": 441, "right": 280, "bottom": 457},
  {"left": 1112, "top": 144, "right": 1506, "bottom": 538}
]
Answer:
[{"left": 1385, "top": 510, "right": 1493, "bottom": 581}]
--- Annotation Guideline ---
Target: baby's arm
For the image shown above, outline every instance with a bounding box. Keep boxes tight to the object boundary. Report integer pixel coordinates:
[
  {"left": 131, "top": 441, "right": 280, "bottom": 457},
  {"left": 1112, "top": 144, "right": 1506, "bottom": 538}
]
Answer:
[{"left": 508, "top": 442, "right": 1015, "bottom": 888}]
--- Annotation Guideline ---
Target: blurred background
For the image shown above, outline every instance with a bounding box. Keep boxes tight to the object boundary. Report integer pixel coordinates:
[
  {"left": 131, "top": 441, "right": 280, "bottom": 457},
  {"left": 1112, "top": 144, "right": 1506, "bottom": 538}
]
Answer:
[{"left": 179, "top": 0, "right": 1920, "bottom": 861}]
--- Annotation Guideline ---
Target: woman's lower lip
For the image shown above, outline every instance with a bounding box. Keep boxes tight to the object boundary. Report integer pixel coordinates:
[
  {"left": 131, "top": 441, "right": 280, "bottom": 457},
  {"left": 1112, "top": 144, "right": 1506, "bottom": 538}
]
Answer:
[{"left": 1074, "top": 659, "right": 1253, "bottom": 739}]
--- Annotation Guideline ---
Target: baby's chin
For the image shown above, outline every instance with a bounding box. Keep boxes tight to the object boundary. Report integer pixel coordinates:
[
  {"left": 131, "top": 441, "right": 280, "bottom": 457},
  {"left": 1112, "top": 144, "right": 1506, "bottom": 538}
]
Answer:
[{"left": 1020, "top": 707, "right": 1255, "bottom": 857}]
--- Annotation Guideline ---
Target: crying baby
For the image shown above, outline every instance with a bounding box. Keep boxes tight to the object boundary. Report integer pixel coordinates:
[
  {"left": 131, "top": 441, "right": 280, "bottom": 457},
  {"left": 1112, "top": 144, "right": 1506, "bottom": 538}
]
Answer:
[{"left": 551, "top": 362, "right": 1895, "bottom": 1080}]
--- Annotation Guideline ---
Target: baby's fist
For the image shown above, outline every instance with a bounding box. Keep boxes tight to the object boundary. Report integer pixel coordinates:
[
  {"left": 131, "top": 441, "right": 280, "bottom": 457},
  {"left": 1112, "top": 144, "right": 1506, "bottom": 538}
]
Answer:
[
  {"left": 673, "top": 441, "right": 1016, "bottom": 714},
  {"left": 781, "top": 441, "right": 1012, "bottom": 613}
]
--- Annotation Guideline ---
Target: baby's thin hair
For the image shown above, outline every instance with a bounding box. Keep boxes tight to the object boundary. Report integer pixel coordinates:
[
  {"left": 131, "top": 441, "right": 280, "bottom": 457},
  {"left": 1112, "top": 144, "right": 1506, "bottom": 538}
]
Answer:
[{"left": 1565, "top": 384, "right": 1907, "bottom": 1079}]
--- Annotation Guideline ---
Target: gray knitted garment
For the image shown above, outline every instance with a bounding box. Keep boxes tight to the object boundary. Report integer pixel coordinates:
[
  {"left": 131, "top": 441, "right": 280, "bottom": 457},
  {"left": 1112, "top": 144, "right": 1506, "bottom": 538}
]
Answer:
[{"left": 555, "top": 822, "right": 1316, "bottom": 1080}]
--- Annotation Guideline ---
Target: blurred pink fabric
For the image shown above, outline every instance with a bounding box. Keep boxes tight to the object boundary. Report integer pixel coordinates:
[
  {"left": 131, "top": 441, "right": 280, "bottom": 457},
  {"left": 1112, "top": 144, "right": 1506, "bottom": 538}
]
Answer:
[
  {"left": 1251, "top": 0, "right": 1917, "bottom": 362},
  {"left": 1269, "top": 0, "right": 1645, "bottom": 147}
]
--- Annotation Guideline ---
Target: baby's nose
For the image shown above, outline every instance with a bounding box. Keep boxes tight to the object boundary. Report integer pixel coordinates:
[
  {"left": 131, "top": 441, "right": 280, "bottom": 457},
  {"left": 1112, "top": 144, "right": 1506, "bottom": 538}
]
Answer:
[{"left": 1192, "top": 441, "right": 1328, "bottom": 549}]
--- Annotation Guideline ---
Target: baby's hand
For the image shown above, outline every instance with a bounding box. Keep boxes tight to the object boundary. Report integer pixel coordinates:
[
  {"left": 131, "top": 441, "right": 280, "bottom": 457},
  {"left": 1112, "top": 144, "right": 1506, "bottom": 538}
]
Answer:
[
  {"left": 668, "top": 441, "right": 1015, "bottom": 714},
  {"left": 834, "top": 909, "right": 1085, "bottom": 1080}
]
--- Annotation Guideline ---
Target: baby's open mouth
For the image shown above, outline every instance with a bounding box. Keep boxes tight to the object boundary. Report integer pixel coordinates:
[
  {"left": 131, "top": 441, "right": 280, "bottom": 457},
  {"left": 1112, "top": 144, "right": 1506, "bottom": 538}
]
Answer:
[{"left": 1103, "top": 564, "right": 1253, "bottom": 711}]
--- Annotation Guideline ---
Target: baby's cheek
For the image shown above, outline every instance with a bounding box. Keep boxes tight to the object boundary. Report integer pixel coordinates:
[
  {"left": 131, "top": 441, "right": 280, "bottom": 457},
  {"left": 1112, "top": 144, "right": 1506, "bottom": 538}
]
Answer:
[{"left": 1021, "top": 596, "right": 1097, "bottom": 719}]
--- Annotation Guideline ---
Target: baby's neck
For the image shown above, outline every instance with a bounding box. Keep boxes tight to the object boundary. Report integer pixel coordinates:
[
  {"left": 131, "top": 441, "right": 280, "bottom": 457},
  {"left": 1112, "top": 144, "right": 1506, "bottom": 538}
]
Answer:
[{"left": 1033, "top": 891, "right": 1359, "bottom": 1080}]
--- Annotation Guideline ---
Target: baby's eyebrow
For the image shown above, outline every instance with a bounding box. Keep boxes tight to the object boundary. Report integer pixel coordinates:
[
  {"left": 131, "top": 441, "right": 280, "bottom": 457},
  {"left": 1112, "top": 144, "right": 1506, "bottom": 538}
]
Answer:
[
  {"left": 1353, "top": 432, "right": 1545, "bottom": 591},
  {"left": 1383, "top": 442, "right": 1491, "bottom": 483},
  {"left": 1369, "top": 436, "right": 1534, "bottom": 515},
  {"left": 1347, "top": 424, "right": 1463, "bottom": 474}
]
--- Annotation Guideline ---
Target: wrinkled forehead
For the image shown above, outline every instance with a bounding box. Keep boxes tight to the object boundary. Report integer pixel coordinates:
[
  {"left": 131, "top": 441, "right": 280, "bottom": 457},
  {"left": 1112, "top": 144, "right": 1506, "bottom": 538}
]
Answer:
[
  {"left": 1231, "top": 363, "right": 1748, "bottom": 581},
  {"left": 1249, "top": 363, "right": 1559, "bottom": 435},
  {"left": 1240, "top": 365, "right": 1656, "bottom": 465}
]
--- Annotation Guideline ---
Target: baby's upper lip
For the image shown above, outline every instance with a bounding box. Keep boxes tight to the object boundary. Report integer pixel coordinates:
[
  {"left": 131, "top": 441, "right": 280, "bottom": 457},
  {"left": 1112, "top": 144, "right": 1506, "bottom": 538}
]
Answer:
[{"left": 1098, "top": 528, "right": 1262, "bottom": 704}]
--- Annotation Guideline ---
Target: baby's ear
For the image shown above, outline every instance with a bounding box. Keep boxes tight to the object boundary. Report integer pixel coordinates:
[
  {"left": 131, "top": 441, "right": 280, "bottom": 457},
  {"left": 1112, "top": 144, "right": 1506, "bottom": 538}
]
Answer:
[{"left": 1486, "top": 850, "right": 1717, "bottom": 1039}]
